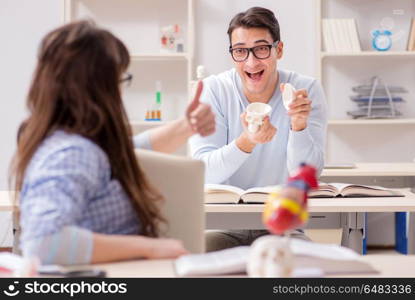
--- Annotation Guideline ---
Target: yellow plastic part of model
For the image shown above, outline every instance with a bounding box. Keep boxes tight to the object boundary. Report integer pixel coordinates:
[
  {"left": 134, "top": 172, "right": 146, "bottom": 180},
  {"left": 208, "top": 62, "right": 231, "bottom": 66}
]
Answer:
[{"left": 263, "top": 190, "right": 309, "bottom": 223}]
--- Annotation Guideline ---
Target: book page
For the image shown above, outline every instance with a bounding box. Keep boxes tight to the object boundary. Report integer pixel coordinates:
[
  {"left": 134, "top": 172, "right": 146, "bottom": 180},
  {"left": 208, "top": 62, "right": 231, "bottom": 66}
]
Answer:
[
  {"left": 290, "top": 238, "right": 359, "bottom": 260},
  {"left": 175, "top": 246, "right": 250, "bottom": 276},
  {"left": 310, "top": 183, "right": 404, "bottom": 198},
  {"left": 240, "top": 186, "right": 277, "bottom": 203},
  {"left": 309, "top": 182, "right": 339, "bottom": 198},
  {"left": 244, "top": 186, "right": 277, "bottom": 194},
  {"left": 205, "top": 184, "right": 244, "bottom": 195},
  {"left": 340, "top": 184, "right": 403, "bottom": 197},
  {"left": 327, "top": 183, "right": 354, "bottom": 193},
  {"left": 289, "top": 240, "right": 376, "bottom": 273}
]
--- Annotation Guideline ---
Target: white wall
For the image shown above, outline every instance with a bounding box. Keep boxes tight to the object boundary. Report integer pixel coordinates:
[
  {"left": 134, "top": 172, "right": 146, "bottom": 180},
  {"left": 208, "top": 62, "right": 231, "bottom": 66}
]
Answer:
[
  {"left": 0, "top": 0, "right": 62, "bottom": 188},
  {"left": 194, "top": 0, "right": 317, "bottom": 78},
  {"left": 0, "top": 0, "right": 62, "bottom": 247}
]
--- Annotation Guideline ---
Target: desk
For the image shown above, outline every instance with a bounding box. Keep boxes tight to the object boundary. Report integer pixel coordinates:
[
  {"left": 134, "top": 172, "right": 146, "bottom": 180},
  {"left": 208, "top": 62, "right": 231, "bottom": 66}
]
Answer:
[
  {"left": 206, "top": 190, "right": 415, "bottom": 213},
  {"left": 321, "top": 163, "right": 415, "bottom": 254},
  {"left": 2, "top": 189, "right": 415, "bottom": 254},
  {"left": 206, "top": 189, "right": 415, "bottom": 254},
  {"left": 91, "top": 250, "right": 415, "bottom": 278}
]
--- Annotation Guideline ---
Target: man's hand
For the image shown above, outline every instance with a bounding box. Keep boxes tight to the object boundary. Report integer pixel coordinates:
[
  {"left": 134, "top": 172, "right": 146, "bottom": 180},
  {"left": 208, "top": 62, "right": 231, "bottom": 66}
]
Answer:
[
  {"left": 281, "top": 84, "right": 312, "bottom": 131},
  {"left": 186, "top": 81, "right": 215, "bottom": 137},
  {"left": 236, "top": 112, "right": 277, "bottom": 153}
]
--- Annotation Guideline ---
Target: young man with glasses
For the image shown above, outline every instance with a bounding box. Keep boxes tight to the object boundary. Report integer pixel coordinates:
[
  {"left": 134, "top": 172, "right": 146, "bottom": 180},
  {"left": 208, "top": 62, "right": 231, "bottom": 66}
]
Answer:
[{"left": 189, "top": 7, "right": 328, "bottom": 251}]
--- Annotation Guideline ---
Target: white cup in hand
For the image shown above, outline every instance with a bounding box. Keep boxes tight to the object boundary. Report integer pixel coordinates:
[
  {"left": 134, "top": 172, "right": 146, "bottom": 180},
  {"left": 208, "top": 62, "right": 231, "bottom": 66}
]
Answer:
[{"left": 245, "top": 103, "right": 272, "bottom": 133}]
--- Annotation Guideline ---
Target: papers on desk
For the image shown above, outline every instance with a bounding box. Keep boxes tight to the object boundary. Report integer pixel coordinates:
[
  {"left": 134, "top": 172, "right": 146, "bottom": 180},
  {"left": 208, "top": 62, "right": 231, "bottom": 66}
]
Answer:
[
  {"left": 0, "top": 253, "right": 37, "bottom": 277},
  {"left": 0, "top": 253, "right": 105, "bottom": 278},
  {"left": 174, "top": 239, "right": 378, "bottom": 277},
  {"left": 0, "top": 253, "right": 24, "bottom": 276}
]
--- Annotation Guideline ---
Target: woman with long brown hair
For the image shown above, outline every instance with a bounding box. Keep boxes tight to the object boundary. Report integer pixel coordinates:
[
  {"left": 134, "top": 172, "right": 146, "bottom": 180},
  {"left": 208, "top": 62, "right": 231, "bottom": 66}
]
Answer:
[{"left": 11, "top": 20, "right": 214, "bottom": 265}]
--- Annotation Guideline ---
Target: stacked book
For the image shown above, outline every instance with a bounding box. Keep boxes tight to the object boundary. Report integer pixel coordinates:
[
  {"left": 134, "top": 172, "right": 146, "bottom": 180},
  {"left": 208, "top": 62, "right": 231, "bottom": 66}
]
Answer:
[
  {"left": 322, "top": 18, "right": 361, "bottom": 53},
  {"left": 347, "top": 77, "right": 408, "bottom": 119}
]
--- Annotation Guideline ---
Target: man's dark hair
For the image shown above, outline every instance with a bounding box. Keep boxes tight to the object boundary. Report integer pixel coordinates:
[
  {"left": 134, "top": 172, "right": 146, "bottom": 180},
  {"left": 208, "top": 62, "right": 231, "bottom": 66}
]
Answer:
[{"left": 227, "top": 7, "right": 280, "bottom": 45}]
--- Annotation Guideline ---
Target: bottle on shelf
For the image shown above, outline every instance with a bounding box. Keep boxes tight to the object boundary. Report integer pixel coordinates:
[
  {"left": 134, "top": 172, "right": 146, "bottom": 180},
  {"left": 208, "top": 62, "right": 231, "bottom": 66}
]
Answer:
[
  {"left": 190, "top": 65, "right": 206, "bottom": 101},
  {"left": 145, "top": 81, "right": 162, "bottom": 121},
  {"left": 196, "top": 65, "right": 206, "bottom": 80}
]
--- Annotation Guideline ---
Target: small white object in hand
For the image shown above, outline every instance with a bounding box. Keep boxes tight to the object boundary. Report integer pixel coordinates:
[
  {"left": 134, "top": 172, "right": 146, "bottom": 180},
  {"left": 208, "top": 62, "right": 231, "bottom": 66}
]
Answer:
[
  {"left": 282, "top": 83, "right": 296, "bottom": 110},
  {"left": 245, "top": 102, "right": 272, "bottom": 133}
]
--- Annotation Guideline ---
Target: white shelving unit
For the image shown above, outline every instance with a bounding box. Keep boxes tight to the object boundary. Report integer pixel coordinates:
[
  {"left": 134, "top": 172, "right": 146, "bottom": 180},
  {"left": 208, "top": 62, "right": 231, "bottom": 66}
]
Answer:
[
  {"left": 63, "top": 0, "right": 195, "bottom": 137},
  {"left": 317, "top": 0, "right": 415, "bottom": 163}
]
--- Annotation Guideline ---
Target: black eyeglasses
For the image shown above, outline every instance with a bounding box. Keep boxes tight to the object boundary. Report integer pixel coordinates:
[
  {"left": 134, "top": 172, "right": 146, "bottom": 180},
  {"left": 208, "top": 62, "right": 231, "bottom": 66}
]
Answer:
[
  {"left": 120, "top": 72, "right": 133, "bottom": 87},
  {"left": 229, "top": 41, "right": 279, "bottom": 62}
]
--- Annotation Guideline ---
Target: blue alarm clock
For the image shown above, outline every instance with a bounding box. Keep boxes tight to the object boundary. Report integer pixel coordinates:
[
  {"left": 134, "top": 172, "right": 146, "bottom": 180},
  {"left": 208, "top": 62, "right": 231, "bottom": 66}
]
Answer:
[{"left": 371, "top": 30, "right": 392, "bottom": 51}]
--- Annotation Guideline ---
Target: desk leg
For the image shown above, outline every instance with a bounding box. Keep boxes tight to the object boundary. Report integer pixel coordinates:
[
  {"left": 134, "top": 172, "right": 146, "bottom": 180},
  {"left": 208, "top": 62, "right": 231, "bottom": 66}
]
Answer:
[
  {"left": 343, "top": 212, "right": 365, "bottom": 254},
  {"left": 410, "top": 178, "right": 415, "bottom": 254},
  {"left": 12, "top": 211, "right": 21, "bottom": 255}
]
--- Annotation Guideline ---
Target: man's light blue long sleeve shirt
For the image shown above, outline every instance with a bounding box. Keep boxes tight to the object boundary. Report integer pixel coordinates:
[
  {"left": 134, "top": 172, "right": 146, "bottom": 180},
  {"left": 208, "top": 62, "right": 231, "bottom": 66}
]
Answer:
[{"left": 189, "top": 68, "right": 327, "bottom": 190}]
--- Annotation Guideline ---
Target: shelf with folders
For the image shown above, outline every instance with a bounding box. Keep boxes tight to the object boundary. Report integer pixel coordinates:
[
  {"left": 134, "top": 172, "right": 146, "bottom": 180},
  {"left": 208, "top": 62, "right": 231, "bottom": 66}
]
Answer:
[{"left": 347, "top": 76, "right": 407, "bottom": 119}]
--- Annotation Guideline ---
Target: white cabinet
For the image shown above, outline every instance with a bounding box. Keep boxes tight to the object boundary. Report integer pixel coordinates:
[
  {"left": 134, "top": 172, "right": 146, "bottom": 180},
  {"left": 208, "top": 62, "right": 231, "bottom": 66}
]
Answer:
[{"left": 317, "top": 0, "right": 415, "bottom": 164}]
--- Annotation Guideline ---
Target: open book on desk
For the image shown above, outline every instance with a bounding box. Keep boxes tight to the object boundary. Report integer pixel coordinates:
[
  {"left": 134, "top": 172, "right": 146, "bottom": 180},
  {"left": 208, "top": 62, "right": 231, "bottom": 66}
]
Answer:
[
  {"left": 175, "top": 239, "right": 378, "bottom": 277},
  {"left": 205, "top": 184, "right": 276, "bottom": 204},
  {"left": 205, "top": 183, "right": 404, "bottom": 204},
  {"left": 309, "top": 183, "right": 404, "bottom": 198}
]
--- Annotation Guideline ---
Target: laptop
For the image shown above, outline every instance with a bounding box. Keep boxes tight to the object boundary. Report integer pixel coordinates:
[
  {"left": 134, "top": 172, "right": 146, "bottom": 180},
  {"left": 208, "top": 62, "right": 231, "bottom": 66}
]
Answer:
[{"left": 135, "top": 149, "right": 205, "bottom": 253}]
